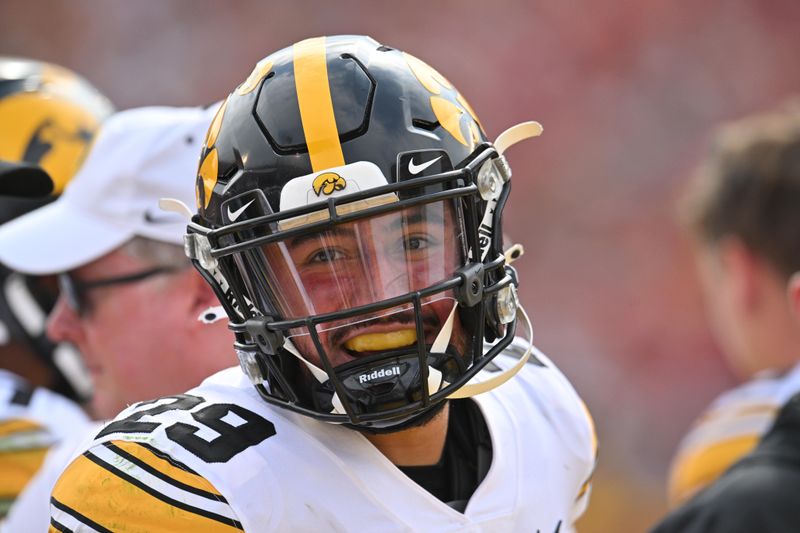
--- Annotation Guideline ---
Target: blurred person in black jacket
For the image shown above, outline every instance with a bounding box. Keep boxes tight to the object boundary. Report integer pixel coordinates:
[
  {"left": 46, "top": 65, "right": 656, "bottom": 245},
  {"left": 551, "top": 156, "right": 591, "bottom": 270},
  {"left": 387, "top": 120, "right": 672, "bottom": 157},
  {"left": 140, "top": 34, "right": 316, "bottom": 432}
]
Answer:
[{"left": 652, "top": 101, "right": 800, "bottom": 532}]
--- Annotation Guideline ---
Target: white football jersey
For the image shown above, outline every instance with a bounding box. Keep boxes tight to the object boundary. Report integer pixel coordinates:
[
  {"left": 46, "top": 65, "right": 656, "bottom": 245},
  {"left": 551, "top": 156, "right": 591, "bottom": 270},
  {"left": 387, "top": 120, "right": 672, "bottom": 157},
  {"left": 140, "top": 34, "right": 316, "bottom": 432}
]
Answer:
[
  {"left": 0, "top": 370, "right": 90, "bottom": 519},
  {"left": 50, "top": 340, "right": 596, "bottom": 532},
  {"left": 2, "top": 421, "right": 103, "bottom": 533},
  {"left": 668, "top": 362, "right": 800, "bottom": 505}
]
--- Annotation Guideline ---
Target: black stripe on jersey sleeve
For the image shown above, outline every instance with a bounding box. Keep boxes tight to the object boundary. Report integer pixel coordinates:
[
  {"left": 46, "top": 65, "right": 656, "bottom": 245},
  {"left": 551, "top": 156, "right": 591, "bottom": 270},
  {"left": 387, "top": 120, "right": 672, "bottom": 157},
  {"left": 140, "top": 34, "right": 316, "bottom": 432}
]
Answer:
[
  {"left": 102, "top": 442, "right": 228, "bottom": 502},
  {"left": 49, "top": 517, "right": 74, "bottom": 533},
  {"left": 137, "top": 440, "right": 200, "bottom": 474},
  {"left": 51, "top": 496, "right": 112, "bottom": 533},
  {"left": 83, "top": 450, "right": 243, "bottom": 529}
]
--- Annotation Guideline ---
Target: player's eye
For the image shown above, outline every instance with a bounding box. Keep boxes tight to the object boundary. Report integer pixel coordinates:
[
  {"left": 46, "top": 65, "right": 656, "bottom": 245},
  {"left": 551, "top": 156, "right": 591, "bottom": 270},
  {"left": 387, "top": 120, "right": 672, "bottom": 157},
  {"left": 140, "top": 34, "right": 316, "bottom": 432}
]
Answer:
[
  {"left": 404, "top": 235, "right": 428, "bottom": 251},
  {"left": 307, "top": 247, "right": 347, "bottom": 264},
  {"left": 391, "top": 233, "right": 439, "bottom": 260}
]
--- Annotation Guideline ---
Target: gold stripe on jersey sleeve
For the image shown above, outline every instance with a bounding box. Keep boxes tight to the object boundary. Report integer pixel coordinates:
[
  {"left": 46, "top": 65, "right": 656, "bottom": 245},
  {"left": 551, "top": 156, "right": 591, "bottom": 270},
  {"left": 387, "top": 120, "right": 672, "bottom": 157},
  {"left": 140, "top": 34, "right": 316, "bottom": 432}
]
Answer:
[
  {"left": 52, "top": 453, "right": 242, "bottom": 532},
  {"left": 108, "top": 440, "right": 224, "bottom": 497},
  {"left": 576, "top": 475, "right": 593, "bottom": 501},
  {"left": 0, "top": 418, "right": 45, "bottom": 437},
  {"left": 574, "top": 401, "right": 598, "bottom": 502},
  {"left": 579, "top": 400, "right": 599, "bottom": 458},
  {"left": 0, "top": 447, "right": 49, "bottom": 498},
  {"left": 293, "top": 36, "right": 346, "bottom": 172},
  {"left": 668, "top": 433, "right": 760, "bottom": 506}
]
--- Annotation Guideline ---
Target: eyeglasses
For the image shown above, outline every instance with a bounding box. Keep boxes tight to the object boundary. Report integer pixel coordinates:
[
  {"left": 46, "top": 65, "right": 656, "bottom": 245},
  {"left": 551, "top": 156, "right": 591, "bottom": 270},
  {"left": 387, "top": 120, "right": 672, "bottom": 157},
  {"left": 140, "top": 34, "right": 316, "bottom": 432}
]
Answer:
[{"left": 57, "top": 266, "right": 178, "bottom": 317}]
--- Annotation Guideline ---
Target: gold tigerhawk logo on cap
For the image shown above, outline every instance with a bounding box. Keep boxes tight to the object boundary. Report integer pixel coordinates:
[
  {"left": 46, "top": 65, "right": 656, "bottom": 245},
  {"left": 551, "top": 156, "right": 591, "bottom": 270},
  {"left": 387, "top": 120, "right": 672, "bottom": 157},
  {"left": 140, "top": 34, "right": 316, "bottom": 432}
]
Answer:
[{"left": 312, "top": 172, "right": 347, "bottom": 196}]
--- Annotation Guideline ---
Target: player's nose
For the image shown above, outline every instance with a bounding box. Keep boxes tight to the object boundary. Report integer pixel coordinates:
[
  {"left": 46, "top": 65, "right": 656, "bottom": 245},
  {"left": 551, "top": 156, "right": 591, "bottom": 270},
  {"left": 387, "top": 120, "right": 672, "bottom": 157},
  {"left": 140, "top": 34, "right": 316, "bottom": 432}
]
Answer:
[{"left": 46, "top": 295, "right": 83, "bottom": 344}]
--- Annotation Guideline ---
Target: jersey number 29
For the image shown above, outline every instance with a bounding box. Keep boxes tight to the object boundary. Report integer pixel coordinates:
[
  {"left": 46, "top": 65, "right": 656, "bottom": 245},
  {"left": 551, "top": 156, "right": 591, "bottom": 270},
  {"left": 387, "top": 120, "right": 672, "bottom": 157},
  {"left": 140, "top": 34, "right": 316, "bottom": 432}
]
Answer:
[{"left": 97, "top": 394, "right": 276, "bottom": 463}]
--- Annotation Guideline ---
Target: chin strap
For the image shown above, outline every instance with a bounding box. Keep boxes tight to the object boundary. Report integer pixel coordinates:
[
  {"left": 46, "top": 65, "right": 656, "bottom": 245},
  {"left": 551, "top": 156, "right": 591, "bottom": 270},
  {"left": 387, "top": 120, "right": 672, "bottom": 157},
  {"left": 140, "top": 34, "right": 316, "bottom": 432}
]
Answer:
[
  {"left": 280, "top": 302, "right": 459, "bottom": 416},
  {"left": 446, "top": 304, "right": 534, "bottom": 399},
  {"left": 281, "top": 338, "right": 329, "bottom": 383},
  {"left": 281, "top": 338, "right": 349, "bottom": 416},
  {"left": 244, "top": 292, "right": 531, "bottom": 414},
  {"left": 439, "top": 121, "right": 540, "bottom": 398}
]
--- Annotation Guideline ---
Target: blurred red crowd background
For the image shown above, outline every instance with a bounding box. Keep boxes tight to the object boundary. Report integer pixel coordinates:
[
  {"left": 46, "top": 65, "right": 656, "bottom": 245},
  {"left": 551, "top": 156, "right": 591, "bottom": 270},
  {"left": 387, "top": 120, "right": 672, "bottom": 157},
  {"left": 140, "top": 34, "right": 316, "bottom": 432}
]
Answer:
[{"left": 2, "top": 1, "right": 798, "bottom": 530}]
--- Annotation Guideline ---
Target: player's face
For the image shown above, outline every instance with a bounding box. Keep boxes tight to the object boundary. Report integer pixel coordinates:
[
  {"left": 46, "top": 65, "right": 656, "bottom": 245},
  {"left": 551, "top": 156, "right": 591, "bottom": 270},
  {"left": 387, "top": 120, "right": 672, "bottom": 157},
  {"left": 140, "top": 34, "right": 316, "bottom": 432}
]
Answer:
[
  {"left": 262, "top": 201, "right": 467, "bottom": 368},
  {"left": 46, "top": 249, "right": 220, "bottom": 418}
]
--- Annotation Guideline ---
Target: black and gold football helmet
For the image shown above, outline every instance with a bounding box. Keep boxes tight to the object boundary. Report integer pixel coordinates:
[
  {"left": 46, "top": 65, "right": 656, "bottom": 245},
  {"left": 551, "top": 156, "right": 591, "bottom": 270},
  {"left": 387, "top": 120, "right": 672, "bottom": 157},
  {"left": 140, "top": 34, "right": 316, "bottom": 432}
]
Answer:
[
  {"left": 0, "top": 57, "right": 112, "bottom": 193},
  {"left": 0, "top": 57, "right": 113, "bottom": 401},
  {"left": 181, "top": 35, "right": 538, "bottom": 429}
]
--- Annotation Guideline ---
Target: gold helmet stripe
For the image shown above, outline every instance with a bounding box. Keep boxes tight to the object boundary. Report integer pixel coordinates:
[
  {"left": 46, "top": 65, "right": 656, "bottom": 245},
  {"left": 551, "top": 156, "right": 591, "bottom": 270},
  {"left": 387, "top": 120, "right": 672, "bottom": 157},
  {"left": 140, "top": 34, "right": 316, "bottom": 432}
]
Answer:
[{"left": 293, "top": 36, "right": 345, "bottom": 172}]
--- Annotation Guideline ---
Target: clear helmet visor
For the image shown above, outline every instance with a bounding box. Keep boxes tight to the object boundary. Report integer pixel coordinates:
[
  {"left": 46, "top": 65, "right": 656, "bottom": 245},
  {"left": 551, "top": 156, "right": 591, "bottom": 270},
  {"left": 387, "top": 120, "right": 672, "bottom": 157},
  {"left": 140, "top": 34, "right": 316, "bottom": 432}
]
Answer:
[
  {"left": 262, "top": 199, "right": 464, "bottom": 318},
  {"left": 238, "top": 198, "right": 469, "bottom": 367}
]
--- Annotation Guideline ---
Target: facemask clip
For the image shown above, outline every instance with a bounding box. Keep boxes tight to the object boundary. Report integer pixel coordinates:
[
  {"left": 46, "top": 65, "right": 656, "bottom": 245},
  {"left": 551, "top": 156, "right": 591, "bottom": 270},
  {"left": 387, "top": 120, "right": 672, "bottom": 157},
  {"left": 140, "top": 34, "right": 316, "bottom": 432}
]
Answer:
[
  {"left": 244, "top": 317, "right": 284, "bottom": 356},
  {"left": 455, "top": 262, "right": 485, "bottom": 307},
  {"left": 495, "top": 284, "right": 519, "bottom": 325},
  {"left": 184, "top": 232, "right": 218, "bottom": 270},
  {"left": 236, "top": 347, "right": 266, "bottom": 385}
]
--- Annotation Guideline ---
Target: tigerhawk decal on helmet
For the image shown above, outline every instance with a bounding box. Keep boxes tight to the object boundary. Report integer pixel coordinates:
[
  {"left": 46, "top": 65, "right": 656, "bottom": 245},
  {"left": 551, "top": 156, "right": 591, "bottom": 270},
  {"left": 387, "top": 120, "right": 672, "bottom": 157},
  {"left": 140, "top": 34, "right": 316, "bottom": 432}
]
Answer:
[
  {"left": 0, "top": 57, "right": 113, "bottom": 193},
  {"left": 0, "top": 57, "right": 113, "bottom": 401},
  {"left": 176, "top": 35, "right": 541, "bottom": 429}
]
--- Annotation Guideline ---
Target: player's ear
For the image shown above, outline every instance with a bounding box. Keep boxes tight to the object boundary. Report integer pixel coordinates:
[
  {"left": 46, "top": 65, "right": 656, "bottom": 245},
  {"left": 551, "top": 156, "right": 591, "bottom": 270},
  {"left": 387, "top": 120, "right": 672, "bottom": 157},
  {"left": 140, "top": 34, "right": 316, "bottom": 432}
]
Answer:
[{"left": 789, "top": 272, "right": 800, "bottom": 323}]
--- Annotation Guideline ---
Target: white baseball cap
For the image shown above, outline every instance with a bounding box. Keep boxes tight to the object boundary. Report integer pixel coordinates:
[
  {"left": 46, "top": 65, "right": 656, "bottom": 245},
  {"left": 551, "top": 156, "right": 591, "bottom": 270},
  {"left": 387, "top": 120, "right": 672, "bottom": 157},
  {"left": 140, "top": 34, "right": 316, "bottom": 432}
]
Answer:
[{"left": 0, "top": 105, "right": 217, "bottom": 274}]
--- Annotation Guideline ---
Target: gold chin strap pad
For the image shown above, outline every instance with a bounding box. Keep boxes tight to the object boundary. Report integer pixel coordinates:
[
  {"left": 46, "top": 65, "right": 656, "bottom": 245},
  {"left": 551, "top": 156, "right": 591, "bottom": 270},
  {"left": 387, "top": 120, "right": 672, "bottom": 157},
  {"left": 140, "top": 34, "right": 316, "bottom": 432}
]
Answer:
[{"left": 494, "top": 121, "right": 543, "bottom": 155}]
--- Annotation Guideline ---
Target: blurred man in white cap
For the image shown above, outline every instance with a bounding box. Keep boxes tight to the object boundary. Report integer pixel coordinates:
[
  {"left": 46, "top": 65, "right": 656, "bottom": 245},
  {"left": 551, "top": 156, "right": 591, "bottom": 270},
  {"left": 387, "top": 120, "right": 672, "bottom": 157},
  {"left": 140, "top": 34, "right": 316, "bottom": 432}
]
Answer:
[
  {"left": 0, "top": 104, "right": 234, "bottom": 530},
  {"left": 0, "top": 56, "right": 112, "bottom": 520}
]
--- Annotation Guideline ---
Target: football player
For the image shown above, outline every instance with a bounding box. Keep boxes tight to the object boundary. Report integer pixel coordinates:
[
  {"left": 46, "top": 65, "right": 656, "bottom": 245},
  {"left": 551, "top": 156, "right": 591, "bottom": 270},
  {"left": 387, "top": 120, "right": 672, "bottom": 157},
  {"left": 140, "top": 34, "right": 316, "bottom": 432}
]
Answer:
[
  {"left": 0, "top": 105, "right": 235, "bottom": 530},
  {"left": 0, "top": 57, "right": 112, "bottom": 519},
  {"left": 652, "top": 102, "right": 800, "bottom": 531},
  {"left": 46, "top": 36, "right": 597, "bottom": 532}
]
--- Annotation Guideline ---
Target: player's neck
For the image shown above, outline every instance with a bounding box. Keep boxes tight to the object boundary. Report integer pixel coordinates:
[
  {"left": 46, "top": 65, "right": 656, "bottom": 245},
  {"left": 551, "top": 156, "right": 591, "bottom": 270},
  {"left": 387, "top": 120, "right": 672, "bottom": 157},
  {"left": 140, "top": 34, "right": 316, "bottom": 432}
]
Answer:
[{"left": 363, "top": 402, "right": 451, "bottom": 466}]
